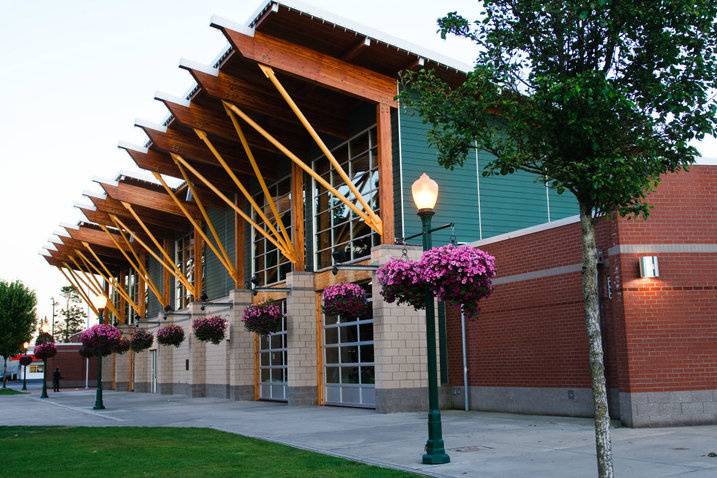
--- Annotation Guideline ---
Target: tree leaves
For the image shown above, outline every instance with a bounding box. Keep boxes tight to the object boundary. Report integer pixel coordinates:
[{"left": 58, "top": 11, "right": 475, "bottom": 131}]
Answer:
[{"left": 0, "top": 280, "right": 37, "bottom": 359}]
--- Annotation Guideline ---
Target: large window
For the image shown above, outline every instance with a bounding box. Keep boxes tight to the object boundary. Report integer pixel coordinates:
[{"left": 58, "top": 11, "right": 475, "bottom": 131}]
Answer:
[
  {"left": 252, "top": 175, "right": 293, "bottom": 286},
  {"left": 259, "top": 300, "right": 287, "bottom": 401},
  {"left": 125, "top": 269, "right": 139, "bottom": 325},
  {"left": 174, "top": 233, "right": 194, "bottom": 310},
  {"left": 313, "top": 126, "right": 380, "bottom": 270}
]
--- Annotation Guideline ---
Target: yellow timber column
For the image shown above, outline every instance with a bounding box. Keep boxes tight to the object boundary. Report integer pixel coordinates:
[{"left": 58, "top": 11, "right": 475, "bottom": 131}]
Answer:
[{"left": 285, "top": 271, "right": 317, "bottom": 405}]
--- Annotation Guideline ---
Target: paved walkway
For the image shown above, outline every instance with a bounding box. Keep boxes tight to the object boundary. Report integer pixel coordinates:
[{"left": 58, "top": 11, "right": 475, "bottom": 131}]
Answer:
[{"left": 2, "top": 387, "right": 717, "bottom": 477}]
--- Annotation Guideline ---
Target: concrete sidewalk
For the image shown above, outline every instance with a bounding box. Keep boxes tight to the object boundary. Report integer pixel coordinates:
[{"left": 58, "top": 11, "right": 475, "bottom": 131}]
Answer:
[{"left": 2, "top": 388, "right": 716, "bottom": 477}]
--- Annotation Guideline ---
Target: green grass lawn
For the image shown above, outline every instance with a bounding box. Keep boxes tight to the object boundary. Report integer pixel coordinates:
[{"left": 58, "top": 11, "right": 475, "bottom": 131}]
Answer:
[
  {"left": 0, "top": 427, "right": 419, "bottom": 477},
  {"left": 0, "top": 388, "right": 25, "bottom": 395}
]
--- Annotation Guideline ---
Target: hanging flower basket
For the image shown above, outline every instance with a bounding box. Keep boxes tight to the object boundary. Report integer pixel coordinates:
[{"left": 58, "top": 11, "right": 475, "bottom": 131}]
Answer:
[
  {"left": 80, "top": 324, "right": 122, "bottom": 356},
  {"left": 78, "top": 345, "right": 95, "bottom": 359},
  {"left": 419, "top": 244, "right": 496, "bottom": 317},
  {"left": 376, "top": 258, "right": 427, "bottom": 310},
  {"left": 193, "top": 316, "right": 228, "bottom": 344},
  {"left": 113, "top": 336, "right": 131, "bottom": 355},
  {"left": 34, "top": 342, "right": 57, "bottom": 360},
  {"left": 156, "top": 324, "right": 185, "bottom": 347},
  {"left": 130, "top": 328, "right": 154, "bottom": 352},
  {"left": 19, "top": 355, "right": 33, "bottom": 367},
  {"left": 322, "top": 283, "right": 368, "bottom": 318},
  {"left": 242, "top": 303, "right": 283, "bottom": 336}
]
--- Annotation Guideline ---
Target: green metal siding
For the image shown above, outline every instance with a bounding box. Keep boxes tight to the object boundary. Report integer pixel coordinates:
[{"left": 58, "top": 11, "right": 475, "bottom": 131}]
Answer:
[
  {"left": 398, "top": 108, "right": 579, "bottom": 243},
  {"left": 398, "top": 107, "right": 480, "bottom": 245},
  {"left": 204, "top": 204, "right": 236, "bottom": 300}
]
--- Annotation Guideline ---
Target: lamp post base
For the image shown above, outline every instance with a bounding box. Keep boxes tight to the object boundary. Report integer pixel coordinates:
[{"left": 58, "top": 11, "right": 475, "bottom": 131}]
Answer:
[{"left": 422, "top": 452, "right": 451, "bottom": 465}]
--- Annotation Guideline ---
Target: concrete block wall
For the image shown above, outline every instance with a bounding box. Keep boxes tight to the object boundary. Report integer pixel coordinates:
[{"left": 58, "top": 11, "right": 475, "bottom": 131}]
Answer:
[
  {"left": 285, "top": 271, "right": 317, "bottom": 405},
  {"left": 228, "top": 289, "right": 255, "bottom": 401},
  {"left": 372, "top": 245, "right": 432, "bottom": 412},
  {"left": 114, "top": 350, "right": 131, "bottom": 391}
]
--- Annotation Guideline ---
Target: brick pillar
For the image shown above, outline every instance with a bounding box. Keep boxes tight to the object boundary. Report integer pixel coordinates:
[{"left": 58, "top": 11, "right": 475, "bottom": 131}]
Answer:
[
  {"left": 228, "top": 289, "right": 255, "bottom": 401},
  {"left": 285, "top": 271, "right": 317, "bottom": 406},
  {"left": 133, "top": 346, "right": 149, "bottom": 393},
  {"left": 158, "top": 322, "right": 174, "bottom": 395},
  {"left": 372, "top": 244, "right": 434, "bottom": 412}
]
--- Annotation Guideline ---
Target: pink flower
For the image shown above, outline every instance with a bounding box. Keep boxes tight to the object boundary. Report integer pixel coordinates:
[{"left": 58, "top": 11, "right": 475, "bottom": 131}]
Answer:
[
  {"left": 242, "top": 303, "right": 283, "bottom": 336},
  {"left": 80, "top": 324, "right": 122, "bottom": 356},
  {"left": 193, "top": 316, "right": 228, "bottom": 344},
  {"left": 322, "top": 283, "right": 368, "bottom": 318},
  {"left": 34, "top": 342, "right": 57, "bottom": 360},
  {"left": 156, "top": 325, "right": 185, "bottom": 347},
  {"left": 376, "top": 258, "right": 427, "bottom": 310}
]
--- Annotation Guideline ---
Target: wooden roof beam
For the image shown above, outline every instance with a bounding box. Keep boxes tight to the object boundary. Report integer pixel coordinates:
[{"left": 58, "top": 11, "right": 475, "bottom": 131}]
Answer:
[
  {"left": 180, "top": 60, "right": 348, "bottom": 139},
  {"left": 99, "top": 180, "right": 200, "bottom": 219},
  {"left": 210, "top": 19, "right": 397, "bottom": 106},
  {"left": 87, "top": 194, "right": 189, "bottom": 233}
]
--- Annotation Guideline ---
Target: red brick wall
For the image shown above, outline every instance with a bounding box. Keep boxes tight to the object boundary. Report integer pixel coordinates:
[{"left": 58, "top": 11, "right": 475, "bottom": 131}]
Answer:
[
  {"left": 446, "top": 166, "right": 717, "bottom": 395},
  {"left": 45, "top": 344, "right": 97, "bottom": 388}
]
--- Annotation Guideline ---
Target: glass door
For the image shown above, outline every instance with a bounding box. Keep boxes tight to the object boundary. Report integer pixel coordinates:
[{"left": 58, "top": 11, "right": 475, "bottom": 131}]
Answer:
[
  {"left": 150, "top": 349, "right": 158, "bottom": 394},
  {"left": 259, "top": 300, "right": 288, "bottom": 401},
  {"left": 323, "top": 282, "right": 375, "bottom": 408}
]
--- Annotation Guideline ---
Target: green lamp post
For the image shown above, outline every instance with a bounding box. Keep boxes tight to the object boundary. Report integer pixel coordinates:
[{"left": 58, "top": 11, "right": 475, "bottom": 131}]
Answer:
[
  {"left": 411, "top": 173, "right": 450, "bottom": 465},
  {"left": 91, "top": 294, "right": 107, "bottom": 410}
]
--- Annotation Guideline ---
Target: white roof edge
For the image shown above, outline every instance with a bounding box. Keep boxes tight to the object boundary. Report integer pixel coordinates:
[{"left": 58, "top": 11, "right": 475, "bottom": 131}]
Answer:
[
  {"left": 245, "top": 0, "right": 472, "bottom": 73},
  {"left": 472, "top": 215, "right": 581, "bottom": 248},
  {"left": 117, "top": 140, "right": 148, "bottom": 153},
  {"left": 210, "top": 15, "right": 255, "bottom": 36},
  {"left": 696, "top": 156, "right": 717, "bottom": 165},
  {"left": 53, "top": 229, "right": 68, "bottom": 237},
  {"left": 154, "top": 91, "right": 191, "bottom": 107},
  {"left": 134, "top": 119, "right": 167, "bottom": 133},
  {"left": 74, "top": 202, "right": 95, "bottom": 211},
  {"left": 92, "top": 177, "right": 119, "bottom": 187},
  {"left": 117, "top": 169, "right": 161, "bottom": 184},
  {"left": 60, "top": 222, "right": 80, "bottom": 230},
  {"left": 82, "top": 189, "right": 106, "bottom": 199},
  {"left": 178, "top": 58, "right": 219, "bottom": 77}
]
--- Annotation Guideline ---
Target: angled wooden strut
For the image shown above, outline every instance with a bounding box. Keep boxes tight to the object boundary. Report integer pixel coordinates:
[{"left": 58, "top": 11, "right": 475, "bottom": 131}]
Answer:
[
  {"left": 152, "top": 170, "right": 237, "bottom": 288},
  {"left": 194, "top": 127, "right": 293, "bottom": 254},
  {"left": 110, "top": 210, "right": 194, "bottom": 294},
  {"left": 67, "top": 255, "right": 121, "bottom": 319},
  {"left": 171, "top": 153, "right": 295, "bottom": 261},
  {"left": 258, "top": 64, "right": 383, "bottom": 232},
  {"left": 81, "top": 242, "right": 143, "bottom": 318},
  {"left": 98, "top": 224, "right": 166, "bottom": 309},
  {"left": 67, "top": 254, "right": 104, "bottom": 295},
  {"left": 223, "top": 102, "right": 382, "bottom": 235},
  {"left": 57, "top": 265, "right": 99, "bottom": 316}
]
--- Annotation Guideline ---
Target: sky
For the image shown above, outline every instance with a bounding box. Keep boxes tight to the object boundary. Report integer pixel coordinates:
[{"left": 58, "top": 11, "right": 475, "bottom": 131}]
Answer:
[{"left": 0, "top": 0, "right": 715, "bottom": 327}]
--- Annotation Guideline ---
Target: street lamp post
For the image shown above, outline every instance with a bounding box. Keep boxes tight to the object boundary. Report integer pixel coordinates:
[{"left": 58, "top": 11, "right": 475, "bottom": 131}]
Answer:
[
  {"left": 411, "top": 173, "right": 450, "bottom": 465},
  {"left": 91, "top": 295, "right": 107, "bottom": 410}
]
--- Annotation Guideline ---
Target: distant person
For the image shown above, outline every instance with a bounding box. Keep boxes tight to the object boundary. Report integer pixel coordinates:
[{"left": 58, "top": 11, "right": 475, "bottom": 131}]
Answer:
[{"left": 52, "top": 367, "right": 62, "bottom": 392}]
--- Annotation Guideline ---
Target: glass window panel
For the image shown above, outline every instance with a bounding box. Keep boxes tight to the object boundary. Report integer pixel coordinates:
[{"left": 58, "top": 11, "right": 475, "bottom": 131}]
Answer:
[
  {"left": 271, "top": 351, "right": 283, "bottom": 366},
  {"left": 341, "top": 367, "right": 360, "bottom": 384},
  {"left": 360, "top": 366, "right": 375, "bottom": 385},
  {"left": 325, "top": 347, "right": 339, "bottom": 364},
  {"left": 350, "top": 133, "right": 369, "bottom": 156},
  {"left": 260, "top": 352, "right": 270, "bottom": 366},
  {"left": 341, "top": 346, "right": 359, "bottom": 364},
  {"left": 325, "top": 327, "right": 338, "bottom": 344},
  {"left": 340, "top": 324, "right": 358, "bottom": 343},
  {"left": 326, "top": 366, "right": 340, "bottom": 384},
  {"left": 359, "top": 323, "right": 374, "bottom": 342},
  {"left": 360, "top": 345, "right": 374, "bottom": 363},
  {"left": 260, "top": 335, "right": 269, "bottom": 349},
  {"left": 270, "top": 333, "right": 282, "bottom": 349},
  {"left": 261, "top": 368, "right": 270, "bottom": 382}
]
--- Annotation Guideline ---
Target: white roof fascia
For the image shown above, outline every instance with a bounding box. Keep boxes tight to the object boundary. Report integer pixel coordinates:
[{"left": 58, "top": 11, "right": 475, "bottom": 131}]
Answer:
[
  {"left": 179, "top": 58, "right": 219, "bottom": 77},
  {"left": 134, "top": 119, "right": 167, "bottom": 133},
  {"left": 154, "top": 91, "right": 190, "bottom": 107},
  {"left": 117, "top": 141, "right": 148, "bottom": 154}
]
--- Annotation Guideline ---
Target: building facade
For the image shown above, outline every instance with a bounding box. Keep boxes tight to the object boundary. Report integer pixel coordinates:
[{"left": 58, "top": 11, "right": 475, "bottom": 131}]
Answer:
[{"left": 44, "top": 1, "right": 716, "bottom": 427}]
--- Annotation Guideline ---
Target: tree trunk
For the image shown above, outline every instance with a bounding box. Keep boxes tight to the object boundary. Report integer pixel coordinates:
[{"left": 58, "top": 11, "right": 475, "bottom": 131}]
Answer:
[
  {"left": 579, "top": 206, "right": 614, "bottom": 478},
  {"left": 2, "top": 356, "right": 7, "bottom": 389}
]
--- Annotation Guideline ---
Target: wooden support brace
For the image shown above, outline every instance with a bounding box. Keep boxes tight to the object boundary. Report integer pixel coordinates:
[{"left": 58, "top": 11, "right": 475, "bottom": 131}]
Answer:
[
  {"left": 68, "top": 255, "right": 104, "bottom": 295},
  {"left": 118, "top": 203, "right": 195, "bottom": 294},
  {"left": 99, "top": 224, "right": 166, "bottom": 309},
  {"left": 153, "top": 170, "right": 238, "bottom": 286},
  {"left": 171, "top": 153, "right": 296, "bottom": 261},
  {"left": 224, "top": 103, "right": 382, "bottom": 235},
  {"left": 70, "top": 255, "right": 121, "bottom": 319},
  {"left": 82, "top": 242, "right": 143, "bottom": 318},
  {"left": 58, "top": 266, "right": 99, "bottom": 316},
  {"left": 259, "top": 64, "right": 383, "bottom": 230},
  {"left": 193, "top": 128, "right": 293, "bottom": 254}
]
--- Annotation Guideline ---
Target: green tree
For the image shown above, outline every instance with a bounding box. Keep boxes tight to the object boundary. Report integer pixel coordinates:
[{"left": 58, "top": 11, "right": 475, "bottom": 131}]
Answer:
[
  {"left": 55, "top": 285, "right": 87, "bottom": 342},
  {"left": 0, "top": 280, "right": 38, "bottom": 388},
  {"left": 399, "top": 2, "right": 717, "bottom": 476}
]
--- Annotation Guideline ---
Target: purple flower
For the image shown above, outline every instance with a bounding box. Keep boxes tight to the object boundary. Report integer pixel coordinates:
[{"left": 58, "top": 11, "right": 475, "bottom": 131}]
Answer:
[
  {"left": 242, "top": 303, "right": 283, "bottom": 336},
  {"left": 376, "top": 258, "right": 427, "bottom": 310},
  {"left": 193, "top": 316, "right": 228, "bottom": 344},
  {"left": 80, "top": 324, "right": 122, "bottom": 356},
  {"left": 156, "top": 325, "right": 185, "bottom": 347},
  {"left": 19, "top": 355, "right": 33, "bottom": 366},
  {"left": 130, "top": 329, "right": 154, "bottom": 352},
  {"left": 322, "top": 283, "right": 368, "bottom": 318},
  {"left": 34, "top": 342, "right": 57, "bottom": 360}
]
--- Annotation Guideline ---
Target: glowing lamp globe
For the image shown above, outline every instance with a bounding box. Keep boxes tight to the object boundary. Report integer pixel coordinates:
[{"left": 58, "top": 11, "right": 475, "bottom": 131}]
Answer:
[
  {"left": 411, "top": 173, "right": 439, "bottom": 213},
  {"left": 91, "top": 294, "right": 108, "bottom": 311}
]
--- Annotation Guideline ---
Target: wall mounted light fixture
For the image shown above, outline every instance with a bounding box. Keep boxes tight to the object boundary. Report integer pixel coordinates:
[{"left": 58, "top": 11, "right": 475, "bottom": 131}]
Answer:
[{"left": 639, "top": 256, "right": 660, "bottom": 278}]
